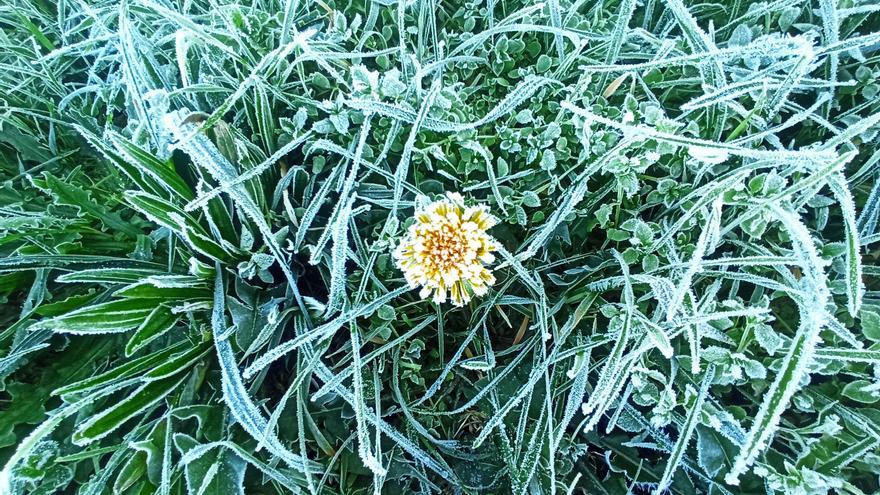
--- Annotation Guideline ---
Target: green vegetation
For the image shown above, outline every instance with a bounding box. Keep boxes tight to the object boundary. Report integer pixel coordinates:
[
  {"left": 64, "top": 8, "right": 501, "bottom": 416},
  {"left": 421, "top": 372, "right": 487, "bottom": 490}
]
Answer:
[{"left": 1, "top": 0, "right": 879, "bottom": 493}]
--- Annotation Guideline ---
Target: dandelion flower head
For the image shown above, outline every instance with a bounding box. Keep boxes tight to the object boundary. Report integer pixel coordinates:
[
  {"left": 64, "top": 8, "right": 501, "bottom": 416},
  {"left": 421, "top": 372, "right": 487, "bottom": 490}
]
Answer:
[{"left": 394, "top": 193, "right": 498, "bottom": 306}]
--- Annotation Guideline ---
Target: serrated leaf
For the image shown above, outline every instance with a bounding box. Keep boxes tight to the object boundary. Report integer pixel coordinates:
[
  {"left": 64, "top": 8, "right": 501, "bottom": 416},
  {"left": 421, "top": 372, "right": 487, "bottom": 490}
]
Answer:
[
  {"left": 754, "top": 324, "right": 783, "bottom": 356},
  {"left": 696, "top": 425, "right": 729, "bottom": 477},
  {"left": 32, "top": 172, "right": 141, "bottom": 237}
]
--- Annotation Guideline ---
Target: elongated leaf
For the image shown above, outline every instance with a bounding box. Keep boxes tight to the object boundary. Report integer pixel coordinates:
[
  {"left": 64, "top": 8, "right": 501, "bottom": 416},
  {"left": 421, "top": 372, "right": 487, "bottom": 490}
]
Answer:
[
  {"left": 72, "top": 374, "right": 187, "bottom": 445},
  {"left": 815, "top": 348, "right": 880, "bottom": 364},
  {"left": 115, "top": 281, "right": 210, "bottom": 300},
  {"left": 725, "top": 206, "right": 829, "bottom": 484},
  {"left": 57, "top": 268, "right": 166, "bottom": 284},
  {"left": 125, "top": 190, "right": 234, "bottom": 261},
  {"left": 33, "top": 299, "right": 156, "bottom": 334},
  {"left": 654, "top": 366, "right": 715, "bottom": 494},
  {"left": 54, "top": 341, "right": 190, "bottom": 399},
  {"left": 125, "top": 305, "right": 180, "bottom": 356},
  {"left": 210, "top": 266, "right": 313, "bottom": 473},
  {"left": 144, "top": 343, "right": 212, "bottom": 381},
  {"left": 827, "top": 173, "right": 864, "bottom": 317},
  {"left": 108, "top": 131, "right": 193, "bottom": 200}
]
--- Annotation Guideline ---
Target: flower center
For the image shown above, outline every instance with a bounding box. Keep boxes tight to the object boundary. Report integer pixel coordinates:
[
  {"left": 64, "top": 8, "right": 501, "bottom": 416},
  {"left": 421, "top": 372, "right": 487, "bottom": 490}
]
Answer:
[{"left": 421, "top": 224, "right": 470, "bottom": 273}]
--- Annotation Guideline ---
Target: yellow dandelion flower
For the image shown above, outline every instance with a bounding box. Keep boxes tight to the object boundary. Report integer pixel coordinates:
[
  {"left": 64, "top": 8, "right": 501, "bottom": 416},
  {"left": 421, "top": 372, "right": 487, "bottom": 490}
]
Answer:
[{"left": 394, "top": 193, "right": 498, "bottom": 306}]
